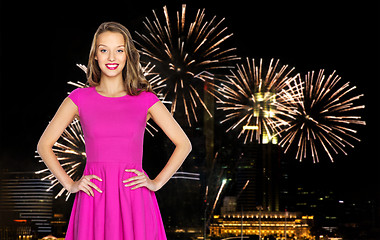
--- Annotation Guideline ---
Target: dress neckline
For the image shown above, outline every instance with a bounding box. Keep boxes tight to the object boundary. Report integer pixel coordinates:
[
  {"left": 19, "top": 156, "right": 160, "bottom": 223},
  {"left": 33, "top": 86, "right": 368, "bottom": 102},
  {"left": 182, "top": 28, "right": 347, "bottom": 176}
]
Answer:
[{"left": 93, "top": 86, "right": 130, "bottom": 98}]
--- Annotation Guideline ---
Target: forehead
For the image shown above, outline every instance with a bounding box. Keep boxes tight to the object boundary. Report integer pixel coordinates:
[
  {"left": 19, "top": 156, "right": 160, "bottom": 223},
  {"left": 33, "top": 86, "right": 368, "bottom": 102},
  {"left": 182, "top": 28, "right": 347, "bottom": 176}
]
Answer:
[{"left": 97, "top": 31, "right": 125, "bottom": 46}]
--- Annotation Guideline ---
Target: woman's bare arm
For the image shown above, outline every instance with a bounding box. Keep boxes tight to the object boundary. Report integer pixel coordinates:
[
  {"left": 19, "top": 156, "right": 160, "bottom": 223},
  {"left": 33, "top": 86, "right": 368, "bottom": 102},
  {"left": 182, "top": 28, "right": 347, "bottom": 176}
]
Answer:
[
  {"left": 37, "top": 97, "right": 79, "bottom": 191},
  {"left": 147, "top": 101, "right": 192, "bottom": 189}
]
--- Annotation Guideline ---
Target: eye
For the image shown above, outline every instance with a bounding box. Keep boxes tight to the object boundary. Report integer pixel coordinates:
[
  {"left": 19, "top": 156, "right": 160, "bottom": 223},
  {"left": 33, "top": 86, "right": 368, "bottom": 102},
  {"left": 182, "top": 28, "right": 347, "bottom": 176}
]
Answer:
[
  {"left": 99, "top": 49, "right": 107, "bottom": 53},
  {"left": 117, "top": 49, "right": 124, "bottom": 53}
]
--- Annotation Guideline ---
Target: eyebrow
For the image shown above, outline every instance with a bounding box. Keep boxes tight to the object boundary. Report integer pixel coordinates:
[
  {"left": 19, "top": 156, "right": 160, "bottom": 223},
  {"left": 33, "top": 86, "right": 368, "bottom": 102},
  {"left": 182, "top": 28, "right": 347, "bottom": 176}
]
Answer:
[{"left": 98, "top": 44, "right": 125, "bottom": 48}]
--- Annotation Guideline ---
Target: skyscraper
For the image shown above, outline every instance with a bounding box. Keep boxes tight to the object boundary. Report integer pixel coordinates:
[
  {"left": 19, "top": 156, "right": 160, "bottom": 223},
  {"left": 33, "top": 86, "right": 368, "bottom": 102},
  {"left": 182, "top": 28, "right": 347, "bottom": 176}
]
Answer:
[
  {"left": 0, "top": 171, "right": 53, "bottom": 239},
  {"left": 234, "top": 142, "right": 285, "bottom": 212}
]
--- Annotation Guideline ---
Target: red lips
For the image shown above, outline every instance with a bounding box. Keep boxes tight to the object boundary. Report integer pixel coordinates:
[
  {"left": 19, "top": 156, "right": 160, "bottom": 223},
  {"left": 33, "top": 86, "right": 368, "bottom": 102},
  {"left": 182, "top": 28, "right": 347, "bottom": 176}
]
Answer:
[{"left": 105, "top": 63, "right": 119, "bottom": 70}]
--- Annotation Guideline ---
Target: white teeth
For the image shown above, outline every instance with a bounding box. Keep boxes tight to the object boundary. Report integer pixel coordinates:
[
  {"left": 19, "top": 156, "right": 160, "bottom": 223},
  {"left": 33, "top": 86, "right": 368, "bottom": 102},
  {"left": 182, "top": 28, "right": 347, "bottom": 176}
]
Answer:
[{"left": 106, "top": 64, "right": 118, "bottom": 67}]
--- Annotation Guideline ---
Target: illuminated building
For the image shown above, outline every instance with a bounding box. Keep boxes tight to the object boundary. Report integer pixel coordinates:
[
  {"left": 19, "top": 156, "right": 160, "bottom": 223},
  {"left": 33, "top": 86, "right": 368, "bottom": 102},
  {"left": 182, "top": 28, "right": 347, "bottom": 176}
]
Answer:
[
  {"left": 210, "top": 211, "right": 314, "bottom": 239},
  {"left": 0, "top": 171, "right": 53, "bottom": 240},
  {"left": 252, "top": 91, "right": 278, "bottom": 144},
  {"left": 230, "top": 89, "right": 287, "bottom": 212},
  {"left": 234, "top": 142, "right": 286, "bottom": 212}
]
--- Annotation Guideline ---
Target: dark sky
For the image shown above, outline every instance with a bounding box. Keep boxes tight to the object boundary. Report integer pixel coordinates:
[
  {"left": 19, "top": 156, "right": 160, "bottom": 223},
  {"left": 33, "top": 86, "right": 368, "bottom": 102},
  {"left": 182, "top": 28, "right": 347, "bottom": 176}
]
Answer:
[{"left": 1, "top": 1, "right": 379, "bottom": 205}]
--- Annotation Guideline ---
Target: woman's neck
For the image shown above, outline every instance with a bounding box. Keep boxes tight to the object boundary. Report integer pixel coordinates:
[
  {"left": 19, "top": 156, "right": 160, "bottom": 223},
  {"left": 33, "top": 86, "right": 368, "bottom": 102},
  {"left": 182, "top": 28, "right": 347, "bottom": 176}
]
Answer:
[{"left": 97, "top": 74, "right": 125, "bottom": 94}]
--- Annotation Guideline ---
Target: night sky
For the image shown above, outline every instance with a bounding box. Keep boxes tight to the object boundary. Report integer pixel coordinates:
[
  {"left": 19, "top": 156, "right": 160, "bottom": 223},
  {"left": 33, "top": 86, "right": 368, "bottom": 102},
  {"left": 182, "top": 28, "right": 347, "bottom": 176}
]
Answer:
[{"left": 1, "top": 0, "right": 379, "bottom": 214}]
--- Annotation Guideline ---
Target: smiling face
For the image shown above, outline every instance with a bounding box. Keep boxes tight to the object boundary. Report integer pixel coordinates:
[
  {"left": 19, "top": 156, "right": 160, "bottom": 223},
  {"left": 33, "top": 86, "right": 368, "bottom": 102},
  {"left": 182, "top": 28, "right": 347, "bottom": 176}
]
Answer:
[{"left": 95, "top": 31, "right": 127, "bottom": 79}]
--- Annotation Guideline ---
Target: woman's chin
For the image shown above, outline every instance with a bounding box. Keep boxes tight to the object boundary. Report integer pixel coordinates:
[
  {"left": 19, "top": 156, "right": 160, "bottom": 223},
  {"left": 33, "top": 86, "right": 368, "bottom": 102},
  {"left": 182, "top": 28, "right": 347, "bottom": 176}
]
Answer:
[{"left": 100, "top": 70, "right": 123, "bottom": 79}]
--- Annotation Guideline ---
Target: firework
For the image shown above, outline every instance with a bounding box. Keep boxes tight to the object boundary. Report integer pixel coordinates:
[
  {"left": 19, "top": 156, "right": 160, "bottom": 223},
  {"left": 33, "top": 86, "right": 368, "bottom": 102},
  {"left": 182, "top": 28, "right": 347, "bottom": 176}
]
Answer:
[
  {"left": 135, "top": 4, "right": 239, "bottom": 126},
  {"left": 171, "top": 171, "right": 200, "bottom": 180},
  {"left": 210, "top": 178, "right": 227, "bottom": 217},
  {"left": 203, "top": 151, "right": 230, "bottom": 225},
  {"left": 279, "top": 70, "right": 366, "bottom": 163},
  {"left": 35, "top": 118, "right": 86, "bottom": 201},
  {"left": 213, "top": 58, "right": 303, "bottom": 144}
]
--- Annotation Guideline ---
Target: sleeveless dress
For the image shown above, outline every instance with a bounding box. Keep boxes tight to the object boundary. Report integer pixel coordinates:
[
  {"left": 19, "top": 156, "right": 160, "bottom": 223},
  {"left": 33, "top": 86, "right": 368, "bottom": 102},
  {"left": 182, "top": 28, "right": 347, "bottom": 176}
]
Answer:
[{"left": 65, "top": 86, "right": 167, "bottom": 240}]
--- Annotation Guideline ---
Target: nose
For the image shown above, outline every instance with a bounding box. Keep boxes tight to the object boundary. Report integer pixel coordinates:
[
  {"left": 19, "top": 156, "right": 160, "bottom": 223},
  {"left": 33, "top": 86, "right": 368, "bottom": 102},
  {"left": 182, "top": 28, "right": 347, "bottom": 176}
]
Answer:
[{"left": 108, "top": 52, "right": 115, "bottom": 62}]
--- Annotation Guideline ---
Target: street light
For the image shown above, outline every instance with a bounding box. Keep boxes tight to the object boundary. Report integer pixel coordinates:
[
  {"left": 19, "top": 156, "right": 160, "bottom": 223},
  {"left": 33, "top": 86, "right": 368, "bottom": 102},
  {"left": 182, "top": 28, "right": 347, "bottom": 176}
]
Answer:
[
  {"left": 256, "top": 206, "right": 263, "bottom": 240},
  {"left": 236, "top": 180, "right": 250, "bottom": 240}
]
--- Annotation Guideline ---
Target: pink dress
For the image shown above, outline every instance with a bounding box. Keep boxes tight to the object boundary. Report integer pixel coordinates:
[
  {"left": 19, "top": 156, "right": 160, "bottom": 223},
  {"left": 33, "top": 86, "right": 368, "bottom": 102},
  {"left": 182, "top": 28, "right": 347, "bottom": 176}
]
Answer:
[{"left": 65, "top": 86, "right": 166, "bottom": 240}]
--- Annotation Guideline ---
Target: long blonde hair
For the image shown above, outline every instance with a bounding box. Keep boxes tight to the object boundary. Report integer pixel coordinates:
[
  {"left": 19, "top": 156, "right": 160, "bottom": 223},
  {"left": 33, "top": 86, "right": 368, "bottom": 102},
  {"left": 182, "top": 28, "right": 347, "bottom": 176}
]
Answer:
[{"left": 87, "top": 22, "right": 153, "bottom": 95}]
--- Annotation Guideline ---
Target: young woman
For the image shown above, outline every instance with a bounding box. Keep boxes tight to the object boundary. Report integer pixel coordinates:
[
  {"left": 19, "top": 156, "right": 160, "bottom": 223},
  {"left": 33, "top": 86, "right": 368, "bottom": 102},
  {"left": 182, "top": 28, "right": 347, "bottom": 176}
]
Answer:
[{"left": 37, "top": 22, "right": 192, "bottom": 239}]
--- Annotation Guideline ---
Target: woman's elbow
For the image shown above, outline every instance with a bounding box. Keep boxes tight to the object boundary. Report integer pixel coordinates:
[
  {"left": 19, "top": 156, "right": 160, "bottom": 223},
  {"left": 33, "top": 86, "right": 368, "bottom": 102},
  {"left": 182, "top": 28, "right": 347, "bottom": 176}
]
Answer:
[
  {"left": 36, "top": 141, "right": 46, "bottom": 155},
  {"left": 36, "top": 139, "right": 52, "bottom": 155},
  {"left": 186, "top": 138, "right": 192, "bottom": 154}
]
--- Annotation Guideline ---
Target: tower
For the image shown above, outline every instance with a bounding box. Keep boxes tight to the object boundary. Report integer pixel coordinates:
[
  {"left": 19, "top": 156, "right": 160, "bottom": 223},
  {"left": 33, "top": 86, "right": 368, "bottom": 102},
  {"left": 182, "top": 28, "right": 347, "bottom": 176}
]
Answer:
[{"left": 235, "top": 142, "right": 283, "bottom": 212}]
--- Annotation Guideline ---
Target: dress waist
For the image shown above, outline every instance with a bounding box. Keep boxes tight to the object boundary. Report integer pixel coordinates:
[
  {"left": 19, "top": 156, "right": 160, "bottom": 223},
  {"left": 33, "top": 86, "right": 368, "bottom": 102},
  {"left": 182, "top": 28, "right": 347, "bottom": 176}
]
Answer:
[{"left": 85, "top": 161, "right": 143, "bottom": 171}]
